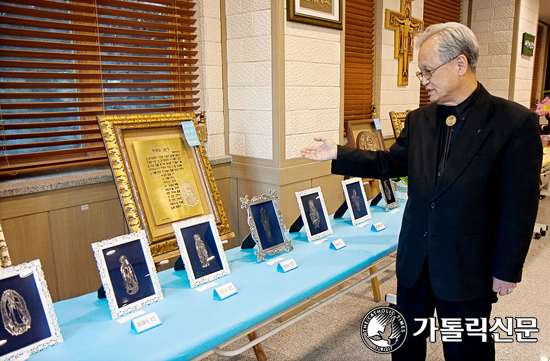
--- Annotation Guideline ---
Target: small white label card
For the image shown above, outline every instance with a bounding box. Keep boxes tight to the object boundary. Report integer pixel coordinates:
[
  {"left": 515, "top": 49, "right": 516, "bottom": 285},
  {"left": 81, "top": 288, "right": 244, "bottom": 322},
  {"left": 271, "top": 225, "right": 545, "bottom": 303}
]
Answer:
[
  {"left": 371, "top": 222, "right": 386, "bottom": 232},
  {"left": 373, "top": 118, "right": 382, "bottom": 130},
  {"left": 131, "top": 312, "right": 162, "bottom": 334},
  {"left": 195, "top": 281, "right": 218, "bottom": 292},
  {"left": 313, "top": 238, "right": 328, "bottom": 245},
  {"left": 181, "top": 121, "right": 201, "bottom": 146},
  {"left": 117, "top": 309, "right": 146, "bottom": 324},
  {"left": 267, "top": 257, "right": 284, "bottom": 265},
  {"left": 213, "top": 282, "right": 238, "bottom": 301},
  {"left": 329, "top": 238, "right": 346, "bottom": 250},
  {"left": 277, "top": 258, "right": 298, "bottom": 273},
  {"left": 357, "top": 221, "right": 370, "bottom": 228}
]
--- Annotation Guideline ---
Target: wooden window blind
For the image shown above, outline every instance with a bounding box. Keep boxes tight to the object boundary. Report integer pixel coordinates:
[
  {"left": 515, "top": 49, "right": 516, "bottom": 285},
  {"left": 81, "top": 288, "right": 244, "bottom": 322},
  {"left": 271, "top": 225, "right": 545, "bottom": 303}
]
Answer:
[
  {"left": 344, "top": 0, "right": 375, "bottom": 123},
  {"left": 419, "top": 0, "right": 461, "bottom": 107},
  {"left": 530, "top": 24, "right": 545, "bottom": 110},
  {"left": 0, "top": 0, "right": 200, "bottom": 178}
]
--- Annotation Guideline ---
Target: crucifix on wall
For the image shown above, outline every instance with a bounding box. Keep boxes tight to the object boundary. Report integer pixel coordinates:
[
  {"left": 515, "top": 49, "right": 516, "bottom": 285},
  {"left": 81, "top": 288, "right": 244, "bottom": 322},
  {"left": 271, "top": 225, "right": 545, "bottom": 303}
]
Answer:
[{"left": 385, "top": 0, "right": 424, "bottom": 86}]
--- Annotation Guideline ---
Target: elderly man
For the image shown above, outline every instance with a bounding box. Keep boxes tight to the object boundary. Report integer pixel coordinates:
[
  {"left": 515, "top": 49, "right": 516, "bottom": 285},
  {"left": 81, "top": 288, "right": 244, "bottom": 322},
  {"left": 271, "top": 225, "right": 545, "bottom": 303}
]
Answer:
[{"left": 301, "top": 22, "right": 542, "bottom": 360}]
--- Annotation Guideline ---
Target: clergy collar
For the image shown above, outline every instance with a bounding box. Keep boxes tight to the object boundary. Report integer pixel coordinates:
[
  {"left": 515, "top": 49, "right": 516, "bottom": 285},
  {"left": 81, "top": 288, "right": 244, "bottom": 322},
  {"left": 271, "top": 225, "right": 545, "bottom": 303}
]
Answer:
[{"left": 447, "top": 82, "right": 481, "bottom": 121}]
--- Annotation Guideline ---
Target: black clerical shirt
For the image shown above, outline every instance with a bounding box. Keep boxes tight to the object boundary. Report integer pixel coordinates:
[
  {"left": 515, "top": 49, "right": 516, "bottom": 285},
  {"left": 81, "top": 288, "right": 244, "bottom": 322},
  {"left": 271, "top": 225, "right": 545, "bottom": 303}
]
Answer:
[{"left": 436, "top": 83, "right": 482, "bottom": 179}]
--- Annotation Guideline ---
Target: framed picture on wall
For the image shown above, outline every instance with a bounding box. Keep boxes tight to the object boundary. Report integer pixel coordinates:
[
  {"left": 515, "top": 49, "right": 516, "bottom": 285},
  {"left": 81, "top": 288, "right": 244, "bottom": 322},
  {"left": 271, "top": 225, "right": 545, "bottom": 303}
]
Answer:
[
  {"left": 240, "top": 190, "right": 293, "bottom": 262},
  {"left": 295, "top": 187, "right": 333, "bottom": 242},
  {"left": 172, "top": 214, "right": 230, "bottom": 288},
  {"left": 341, "top": 177, "right": 372, "bottom": 225},
  {"left": 379, "top": 179, "right": 400, "bottom": 211},
  {"left": 0, "top": 260, "right": 63, "bottom": 360},
  {"left": 287, "top": 0, "right": 342, "bottom": 30},
  {"left": 97, "top": 112, "right": 233, "bottom": 261},
  {"left": 91, "top": 231, "right": 163, "bottom": 319},
  {"left": 345, "top": 120, "right": 385, "bottom": 151}
]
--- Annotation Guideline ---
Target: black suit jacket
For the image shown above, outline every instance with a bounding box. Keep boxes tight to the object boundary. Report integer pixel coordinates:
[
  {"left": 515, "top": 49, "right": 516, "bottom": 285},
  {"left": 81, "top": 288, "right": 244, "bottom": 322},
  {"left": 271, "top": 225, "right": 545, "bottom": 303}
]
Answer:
[{"left": 332, "top": 85, "right": 542, "bottom": 301}]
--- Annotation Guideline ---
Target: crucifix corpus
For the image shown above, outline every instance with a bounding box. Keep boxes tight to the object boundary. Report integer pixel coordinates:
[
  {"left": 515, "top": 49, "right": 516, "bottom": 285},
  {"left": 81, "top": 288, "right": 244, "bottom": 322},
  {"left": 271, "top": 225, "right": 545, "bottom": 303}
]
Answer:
[{"left": 385, "top": 0, "right": 424, "bottom": 86}]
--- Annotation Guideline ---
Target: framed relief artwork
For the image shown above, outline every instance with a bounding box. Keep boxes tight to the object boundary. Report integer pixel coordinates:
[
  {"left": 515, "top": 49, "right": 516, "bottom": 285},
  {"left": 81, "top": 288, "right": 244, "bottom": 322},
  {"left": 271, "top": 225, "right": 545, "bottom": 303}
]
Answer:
[
  {"left": 172, "top": 214, "right": 230, "bottom": 288},
  {"left": 389, "top": 110, "right": 410, "bottom": 138},
  {"left": 345, "top": 120, "right": 385, "bottom": 151},
  {"left": 91, "top": 231, "right": 163, "bottom": 319},
  {"left": 287, "top": 0, "right": 342, "bottom": 30},
  {"left": 240, "top": 190, "right": 293, "bottom": 262},
  {"left": 97, "top": 112, "right": 233, "bottom": 260},
  {"left": 379, "top": 179, "right": 400, "bottom": 211},
  {"left": 341, "top": 177, "right": 372, "bottom": 225},
  {"left": 0, "top": 260, "right": 63, "bottom": 360},
  {"left": 295, "top": 187, "right": 333, "bottom": 242}
]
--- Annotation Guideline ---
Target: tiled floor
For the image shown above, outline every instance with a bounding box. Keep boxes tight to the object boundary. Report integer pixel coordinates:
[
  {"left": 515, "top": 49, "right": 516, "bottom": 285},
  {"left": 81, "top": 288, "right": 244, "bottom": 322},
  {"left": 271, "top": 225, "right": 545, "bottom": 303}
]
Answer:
[{"left": 201, "top": 196, "right": 550, "bottom": 361}]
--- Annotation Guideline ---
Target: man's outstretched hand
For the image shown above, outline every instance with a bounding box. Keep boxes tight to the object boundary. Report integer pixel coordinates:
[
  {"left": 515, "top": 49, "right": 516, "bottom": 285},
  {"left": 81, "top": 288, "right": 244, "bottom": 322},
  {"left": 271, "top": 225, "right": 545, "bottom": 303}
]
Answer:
[{"left": 300, "top": 137, "right": 338, "bottom": 161}]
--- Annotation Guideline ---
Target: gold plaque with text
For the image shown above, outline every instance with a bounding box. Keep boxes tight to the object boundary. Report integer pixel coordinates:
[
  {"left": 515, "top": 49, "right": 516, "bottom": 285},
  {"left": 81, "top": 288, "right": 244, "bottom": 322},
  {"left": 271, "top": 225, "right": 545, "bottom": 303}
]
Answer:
[{"left": 134, "top": 137, "right": 204, "bottom": 226}]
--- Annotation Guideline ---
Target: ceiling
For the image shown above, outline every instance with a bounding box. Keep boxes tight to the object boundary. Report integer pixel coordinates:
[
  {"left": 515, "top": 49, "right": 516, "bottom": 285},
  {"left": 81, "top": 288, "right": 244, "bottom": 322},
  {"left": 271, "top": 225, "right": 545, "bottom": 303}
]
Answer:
[{"left": 541, "top": 0, "right": 550, "bottom": 25}]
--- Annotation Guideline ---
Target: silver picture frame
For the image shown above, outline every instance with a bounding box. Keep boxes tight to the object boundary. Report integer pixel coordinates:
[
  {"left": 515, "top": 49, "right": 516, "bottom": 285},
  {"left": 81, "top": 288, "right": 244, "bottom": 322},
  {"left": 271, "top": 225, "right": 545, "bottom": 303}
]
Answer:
[
  {"left": 172, "top": 214, "right": 230, "bottom": 288},
  {"left": 295, "top": 187, "right": 333, "bottom": 242},
  {"left": 341, "top": 177, "right": 372, "bottom": 225},
  {"left": 91, "top": 231, "right": 163, "bottom": 319},
  {"left": 0, "top": 259, "right": 63, "bottom": 361},
  {"left": 379, "top": 179, "right": 401, "bottom": 211},
  {"left": 240, "top": 189, "right": 293, "bottom": 262}
]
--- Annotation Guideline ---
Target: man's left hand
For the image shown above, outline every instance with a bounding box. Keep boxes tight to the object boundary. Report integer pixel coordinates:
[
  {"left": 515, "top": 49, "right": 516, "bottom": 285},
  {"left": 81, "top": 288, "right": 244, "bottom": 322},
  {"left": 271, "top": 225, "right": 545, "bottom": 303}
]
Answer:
[{"left": 493, "top": 277, "right": 516, "bottom": 296}]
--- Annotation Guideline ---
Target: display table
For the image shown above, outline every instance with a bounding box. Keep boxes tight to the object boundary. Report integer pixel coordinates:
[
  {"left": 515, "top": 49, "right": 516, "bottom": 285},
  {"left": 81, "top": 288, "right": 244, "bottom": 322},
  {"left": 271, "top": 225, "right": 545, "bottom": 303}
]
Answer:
[{"left": 31, "top": 204, "right": 403, "bottom": 361}]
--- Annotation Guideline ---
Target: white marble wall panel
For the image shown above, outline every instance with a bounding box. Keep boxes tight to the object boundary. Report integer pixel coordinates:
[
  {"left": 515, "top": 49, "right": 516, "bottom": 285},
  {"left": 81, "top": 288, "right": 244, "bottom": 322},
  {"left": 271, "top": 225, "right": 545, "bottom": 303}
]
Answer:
[
  {"left": 226, "top": 0, "right": 273, "bottom": 159},
  {"left": 284, "top": 3, "right": 341, "bottom": 160},
  {"left": 470, "top": 0, "right": 515, "bottom": 98},
  {"left": 378, "top": 0, "right": 423, "bottom": 140},
  {"left": 513, "top": 0, "right": 539, "bottom": 107},
  {"left": 197, "top": 0, "right": 225, "bottom": 157}
]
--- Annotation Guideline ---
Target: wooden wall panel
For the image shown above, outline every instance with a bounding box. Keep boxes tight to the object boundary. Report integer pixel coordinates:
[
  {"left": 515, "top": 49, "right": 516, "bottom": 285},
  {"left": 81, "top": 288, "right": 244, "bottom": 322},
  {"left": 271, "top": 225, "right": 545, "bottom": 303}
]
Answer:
[
  {"left": 49, "top": 199, "right": 126, "bottom": 300},
  {"left": 1, "top": 213, "right": 60, "bottom": 302}
]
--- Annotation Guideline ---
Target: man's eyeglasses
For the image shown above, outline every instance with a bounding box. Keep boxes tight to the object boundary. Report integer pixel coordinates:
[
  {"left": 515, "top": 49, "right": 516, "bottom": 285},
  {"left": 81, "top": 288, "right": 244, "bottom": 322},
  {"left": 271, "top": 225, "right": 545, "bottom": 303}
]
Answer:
[{"left": 416, "top": 56, "right": 459, "bottom": 81}]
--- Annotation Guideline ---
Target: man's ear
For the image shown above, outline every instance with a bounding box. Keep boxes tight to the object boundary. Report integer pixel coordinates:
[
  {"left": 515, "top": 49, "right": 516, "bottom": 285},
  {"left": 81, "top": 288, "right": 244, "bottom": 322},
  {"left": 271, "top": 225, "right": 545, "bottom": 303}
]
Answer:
[{"left": 457, "top": 54, "right": 469, "bottom": 75}]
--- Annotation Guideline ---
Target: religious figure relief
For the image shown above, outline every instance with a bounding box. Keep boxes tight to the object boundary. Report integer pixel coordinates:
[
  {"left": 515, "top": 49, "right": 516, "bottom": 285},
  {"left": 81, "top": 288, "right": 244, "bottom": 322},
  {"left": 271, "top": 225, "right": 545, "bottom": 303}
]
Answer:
[
  {"left": 351, "top": 189, "right": 362, "bottom": 212},
  {"left": 119, "top": 255, "right": 139, "bottom": 295},
  {"left": 260, "top": 207, "right": 273, "bottom": 245},
  {"left": 194, "top": 234, "right": 211, "bottom": 268},
  {"left": 357, "top": 131, "right": 379, "bottom": 151},
  {"left": 182, "top": 181, "right": 199, "bottom": 207},
  {"left": 308, "top": 199, "right": 321, "bottom": 229},
  {"left": 385, "top": 0, "right": 423, "bottom": 85},
  {"left": 1, "top": 289, "right": 31, "bottom": 336}
]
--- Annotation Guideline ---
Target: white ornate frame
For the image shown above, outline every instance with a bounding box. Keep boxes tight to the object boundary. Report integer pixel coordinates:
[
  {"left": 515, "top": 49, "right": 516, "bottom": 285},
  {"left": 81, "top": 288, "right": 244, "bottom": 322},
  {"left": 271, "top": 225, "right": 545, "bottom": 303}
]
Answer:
[
  {"left": 172, "top": 214, "right": 230, "bottom": 288},
  {"left": 240, "top": 190, "right": 293, "bottom": 262},
  {"left": 91, "top": 231, "right": 163, "bottom": 319},
  {"left": 341, "top": 177, "right": 372, "bottom": 225},
  {"left": 379, "top": 179, "right": 401, "bottom": 211},
  {"left": 295, "top": 187, "right": 333, "bottom": 242},
  {"left": 0, "top": 260, "right": 63, "bottom": 361}
]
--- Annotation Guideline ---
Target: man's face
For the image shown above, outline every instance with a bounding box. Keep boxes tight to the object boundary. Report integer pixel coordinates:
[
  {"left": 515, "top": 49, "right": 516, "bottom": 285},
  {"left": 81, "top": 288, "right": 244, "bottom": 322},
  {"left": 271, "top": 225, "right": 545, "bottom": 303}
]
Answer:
[{"left": 418, "top": 36, "right": 459, "bottom": 105}]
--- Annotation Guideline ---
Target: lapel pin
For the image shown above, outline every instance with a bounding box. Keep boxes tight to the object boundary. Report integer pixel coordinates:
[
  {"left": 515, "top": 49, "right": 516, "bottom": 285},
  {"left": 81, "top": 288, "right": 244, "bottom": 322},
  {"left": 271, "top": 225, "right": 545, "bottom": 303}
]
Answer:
[{"left": 445, "top": 115, "right": 457, "bottom": 126}]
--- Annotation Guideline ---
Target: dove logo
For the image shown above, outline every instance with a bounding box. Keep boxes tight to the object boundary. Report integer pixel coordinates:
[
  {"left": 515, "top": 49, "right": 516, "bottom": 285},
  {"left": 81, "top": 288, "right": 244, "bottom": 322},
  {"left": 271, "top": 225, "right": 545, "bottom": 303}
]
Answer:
[{"left": 360, "top": 306, "right": 407, "bottom": 354}]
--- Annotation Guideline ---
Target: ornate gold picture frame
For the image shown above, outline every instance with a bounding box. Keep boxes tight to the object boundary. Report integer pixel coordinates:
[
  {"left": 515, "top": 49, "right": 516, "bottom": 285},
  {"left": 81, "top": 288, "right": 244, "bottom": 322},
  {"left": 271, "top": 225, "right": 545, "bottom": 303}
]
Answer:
[
  {"left": 98, "top": 112, "right": 233, "bottom": 260},
  {"left": 389, "top": 110, "right": 410, "bottom": 138}
]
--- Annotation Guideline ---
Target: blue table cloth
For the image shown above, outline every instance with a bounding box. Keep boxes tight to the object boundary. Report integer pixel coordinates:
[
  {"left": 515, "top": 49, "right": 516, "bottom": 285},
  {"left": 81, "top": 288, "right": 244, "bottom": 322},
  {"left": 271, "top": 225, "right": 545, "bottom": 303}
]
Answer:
[{"left": 32, "top": 205, "right": 403, "bottom": 361}]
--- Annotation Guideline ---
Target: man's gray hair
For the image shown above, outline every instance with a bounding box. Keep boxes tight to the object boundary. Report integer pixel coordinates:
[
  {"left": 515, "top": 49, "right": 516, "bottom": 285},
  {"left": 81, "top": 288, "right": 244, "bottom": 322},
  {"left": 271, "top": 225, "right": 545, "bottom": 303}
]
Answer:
[{"left": 416, "top": 22, "right": 480, "bottom": 73}]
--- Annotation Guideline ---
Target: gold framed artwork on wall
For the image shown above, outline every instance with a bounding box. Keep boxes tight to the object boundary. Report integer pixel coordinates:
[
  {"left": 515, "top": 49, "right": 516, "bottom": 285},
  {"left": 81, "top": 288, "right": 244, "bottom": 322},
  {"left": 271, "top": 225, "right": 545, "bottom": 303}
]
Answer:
[
  {"left": 97, "top": 112, "right": 233, "bottom": 260},
  {"left": 287, "top": 0, "right": 342, "bottom": 30},
  {"left": 389, "top": 110, "right": 410, "bottom": 139}
]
